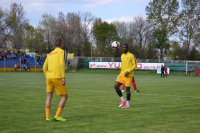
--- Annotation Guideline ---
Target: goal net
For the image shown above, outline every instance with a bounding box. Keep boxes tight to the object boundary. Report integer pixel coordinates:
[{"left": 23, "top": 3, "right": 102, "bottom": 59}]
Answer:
[{"left": 186, "top": 61, "right": 200, "bottom": 75}]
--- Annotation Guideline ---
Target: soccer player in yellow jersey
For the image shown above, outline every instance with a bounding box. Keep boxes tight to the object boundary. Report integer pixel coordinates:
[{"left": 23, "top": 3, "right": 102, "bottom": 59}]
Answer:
[
  {"left": 114, "top": 44, "right": 137, "bottom": 108},
  {"left": 43, "top": 38, "right": 68, "bottom": 121}
]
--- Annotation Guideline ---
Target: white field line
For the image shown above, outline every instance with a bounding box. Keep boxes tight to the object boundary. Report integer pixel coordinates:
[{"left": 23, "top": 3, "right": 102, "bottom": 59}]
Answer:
[{"left": 0, "top": 84, "right": 200, "bottom": 99}]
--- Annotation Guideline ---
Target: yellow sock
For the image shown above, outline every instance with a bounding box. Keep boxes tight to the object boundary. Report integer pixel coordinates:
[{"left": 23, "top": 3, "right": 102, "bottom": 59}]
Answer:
[
  {"left": 55, "top": 108, "right": 63, "bottom": 117},
  {"left": 45, "top": 108, "right": 50, "bottom": 119}
]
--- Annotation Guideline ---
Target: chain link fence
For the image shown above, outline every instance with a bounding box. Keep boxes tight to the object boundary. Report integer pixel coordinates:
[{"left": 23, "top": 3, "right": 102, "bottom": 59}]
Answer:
[{"left": 0, "top": 54, "right": 199, "bottom": 72}]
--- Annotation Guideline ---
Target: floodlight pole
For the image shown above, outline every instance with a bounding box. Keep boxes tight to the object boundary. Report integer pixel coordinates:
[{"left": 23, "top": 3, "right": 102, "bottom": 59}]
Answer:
[
  {"left": 186, "top": 61, "right": 187, "bottom": 75},
  {"left": 91, "top": 44, "right": 92, "bottom": 61},
  {"left": 35, "top": 57, "right": 36, "bottom": 72},
  {"left": 4, "top": 58, "right": 5, "bottom": 72}
]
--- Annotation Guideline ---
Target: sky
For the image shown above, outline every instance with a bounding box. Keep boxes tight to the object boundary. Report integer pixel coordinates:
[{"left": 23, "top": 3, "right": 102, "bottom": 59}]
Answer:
[{"left": 0, "top": 0, "right": 151, "bottom": 27}]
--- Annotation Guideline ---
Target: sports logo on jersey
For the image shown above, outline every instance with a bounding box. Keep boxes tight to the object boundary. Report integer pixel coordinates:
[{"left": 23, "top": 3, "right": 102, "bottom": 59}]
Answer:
[{"left": 127, "top": 57, "right": 129, "bottom": 60}]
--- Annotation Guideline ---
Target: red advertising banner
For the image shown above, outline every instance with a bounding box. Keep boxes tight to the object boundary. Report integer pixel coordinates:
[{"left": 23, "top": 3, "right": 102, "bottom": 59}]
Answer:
[{"left": 89, "top": 62, "right": 164, "bottom": 70}]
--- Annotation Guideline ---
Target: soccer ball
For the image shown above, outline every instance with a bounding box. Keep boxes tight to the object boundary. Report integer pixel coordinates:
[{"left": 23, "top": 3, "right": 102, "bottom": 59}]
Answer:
[{"left": 111, "top": 41, "right": 120, "bottom": 49}]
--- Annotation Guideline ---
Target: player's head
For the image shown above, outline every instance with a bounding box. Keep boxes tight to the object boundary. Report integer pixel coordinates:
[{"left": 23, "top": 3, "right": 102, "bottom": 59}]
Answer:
[
  {"left": 55, "top": 38, "right": 63, "bottom": 48},
  {"left": 123, "top": 44, "right": 128, "bottom": 53}
]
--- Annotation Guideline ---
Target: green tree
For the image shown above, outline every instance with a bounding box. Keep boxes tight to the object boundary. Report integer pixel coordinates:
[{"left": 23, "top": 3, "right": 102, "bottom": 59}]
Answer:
[
  {"left": 145, "top": 0, "right": 179, "bottom": 35},
  {"left": 93, "top": 21, "right": 119, "bottom": 57},
  {"left": 0, "top": 6, "right": 10, "bottom": 47},
  {"left": 24, "top": 25, "right": 45, "bottom": 53},
  {"left": 146, "top": 44, "right": 158, "bottom": 59},
  {"left": 152, "top": 28, "right": 170, "bottom": 59},
  {"left": 168, "top": 41, "right": 182, "bottom": 60},
  {"left": 188, "top": 47, "right": 200, "bottom": 60},
  {"left": 178, "top": 0, "right": 200, "bottom": 59},
  {"left": 7, "top": 2, "right": 29, "bottom": 48},
  {"left": 24, "top": 25, "right": 35, "bottom": 50}
]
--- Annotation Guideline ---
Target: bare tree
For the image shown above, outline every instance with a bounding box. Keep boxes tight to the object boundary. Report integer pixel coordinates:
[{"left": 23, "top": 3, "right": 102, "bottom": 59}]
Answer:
[
  {"left": 112, "top": 21, "right": 130, "bottom": 44},
  {"left": 39, "top": 13, "right": 56, "bottom": 53},
  {"left": 130, "top": 15, "right": 154, "bottom": 59},
  {"left": 77, "top": 12, "right": 95, "bottom": 57}
]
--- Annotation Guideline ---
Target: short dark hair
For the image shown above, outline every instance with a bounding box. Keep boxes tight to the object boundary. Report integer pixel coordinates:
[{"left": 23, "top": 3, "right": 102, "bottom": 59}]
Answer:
[
  {"left": 55, "top": 38, "right": 62, "bottom": 47},
  {"left": 123, "top": 44, "right": 128, "bottom": 48}
]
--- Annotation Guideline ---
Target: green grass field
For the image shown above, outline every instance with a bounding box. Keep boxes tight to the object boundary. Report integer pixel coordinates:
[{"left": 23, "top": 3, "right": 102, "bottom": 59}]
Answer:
[{"left": 0, "top": 69, "right": 200, "bottom": 133}]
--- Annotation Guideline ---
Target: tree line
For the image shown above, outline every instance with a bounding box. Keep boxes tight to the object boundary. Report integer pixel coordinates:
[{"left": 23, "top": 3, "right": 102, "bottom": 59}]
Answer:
[{"left": 0, "top": 0, "right": 200, "bottom": 60}]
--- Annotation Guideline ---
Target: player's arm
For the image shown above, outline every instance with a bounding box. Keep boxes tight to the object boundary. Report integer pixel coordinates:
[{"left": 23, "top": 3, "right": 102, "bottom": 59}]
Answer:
[
  {"left": 60, "top": 50, "right": 66, "bottom": 86},
  {"left": 60, "top": 50, "right": 66, "bottom": 78},
  {"left": 128, "top": 55, "right": 137, "bottom": 73},
  {"left": 43, "top": 56, "right": 48, "bottom": 78},
  {"left": 117, "top": 64, "right": 122, "bottom": 70},
  {"left": 116, "top": 56, "right": 122, "bottom": 70},
  {"left": 118, "top": 65, "right": 122, "bottom": 70}
]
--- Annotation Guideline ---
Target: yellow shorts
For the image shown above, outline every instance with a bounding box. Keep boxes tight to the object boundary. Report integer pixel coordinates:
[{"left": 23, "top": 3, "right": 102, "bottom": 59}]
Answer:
[
  {"left": 46, "top": 78, "right": 67, "bottom": 95},
  {"left": 116, "top": 75, "right": 133, "bottom": 87}
]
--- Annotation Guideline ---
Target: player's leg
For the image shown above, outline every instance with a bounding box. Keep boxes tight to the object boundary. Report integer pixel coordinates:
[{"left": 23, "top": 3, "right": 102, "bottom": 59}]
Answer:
[
  {"left": 53, "top": 78, "right": 68, "bottom": 121},
  {"left": 114, "top": 77, "right": 126, "bottom": 107},
  {"left": 162, "top": 72, "right": 164, "bottom": 78},
  {"left": 45, "top": 79, "right": 54, "bottom": 121},
  {"left": 121, "top": 83, "right": 125, "bottom": 93},
  {"left": 55, "top": 94, "right": 68, "bottom": 120},
  {"left": 122, "top": 86, "right": 131, "bottom": 108},
  {"left": 122, "top": 76, "right": 132, "bottom": 108},
  {"left": 132, "top": 77, "right": 139, "bottom": 92},
  {"left": 161, "top": 72, "right": 162, "bottom": 78},
  {"left": 45, "top": 92, "right": 54, "bottom": 121}
]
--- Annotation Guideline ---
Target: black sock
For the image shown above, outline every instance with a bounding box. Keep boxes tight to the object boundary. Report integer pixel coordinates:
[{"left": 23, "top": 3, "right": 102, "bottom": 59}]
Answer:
[
  {"left": 116, "top": 90, "right": 122, "bottom": 97},
  {"left": 127, "top": 93, "right": 131, "bottom": 101}
]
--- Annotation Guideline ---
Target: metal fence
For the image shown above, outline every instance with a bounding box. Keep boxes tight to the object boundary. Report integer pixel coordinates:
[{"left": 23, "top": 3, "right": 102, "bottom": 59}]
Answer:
[
  {"left": 1, "top": 55, "right": 199, "bottom": 72},
  {"left": 76, "top": 56, "right": 197, "bottom": 63}
]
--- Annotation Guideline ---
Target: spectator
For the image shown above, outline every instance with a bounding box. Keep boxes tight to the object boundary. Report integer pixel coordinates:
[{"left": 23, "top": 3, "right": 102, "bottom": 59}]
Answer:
[
  {"left": 14, "top": 64, "right": 17, "bottom": 72},
  {"left": 24, "top": 58, "right": 26, "bottom": 64},
  {"left": 187, "top": 67, "right": 190, "bottom": 76},
  {"left": 68, "top": 59, "right": 71, "bottom": 69},
  {"left": 26, "top": 62, "right": 30, "bottom": 71},
  {"left": 37, "top": 56, "right": 40, "bottom": 65},
  {"left": 7, "top": 54, "right": 11, "bottom": 59},
  {"left": 20, "top": 58, "right": 24, "bottom": 64},
  {"left": 12, "top": 54, "right": 17, "bottom": 59},
  {"left": 195, "top": 66, "right": 199, "bottom": 77},
  {"left": 25, "top": 54, "right": 28, "bottom": 58},
  {"left": 161, "top": 65, "right": 165, "bottom": 78},
  {"left": 21, "top": 64, "right": 25, "bottom": 71}
]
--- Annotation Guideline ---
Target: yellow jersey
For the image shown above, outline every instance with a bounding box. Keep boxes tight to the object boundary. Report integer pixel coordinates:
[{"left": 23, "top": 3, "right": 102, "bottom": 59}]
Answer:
[
  {"left": 119, "top": 52, "right": 137, "bottom": 76},
  {"left": 43, "top": 47, "right": 66, "bottom": 78}
]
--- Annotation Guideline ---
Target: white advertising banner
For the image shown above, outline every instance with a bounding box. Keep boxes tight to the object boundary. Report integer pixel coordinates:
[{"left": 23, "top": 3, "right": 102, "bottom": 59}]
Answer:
[
  {"left": 89, "top": 62, "right": 164, "bottom": 70},
  {"left": 89, "top": 62, "right": 121, "bottom": 69},
  {"left": 136, "top": 63, "right": 164, "bottom": 70}
]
